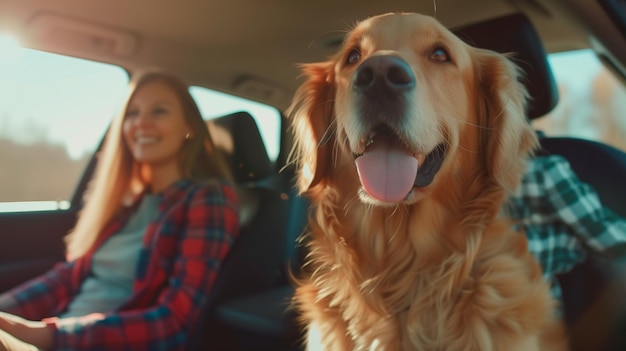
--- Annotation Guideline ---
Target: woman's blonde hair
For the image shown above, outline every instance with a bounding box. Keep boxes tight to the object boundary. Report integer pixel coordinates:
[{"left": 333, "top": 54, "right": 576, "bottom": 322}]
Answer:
[{"left": 65, "top": 70, "right": 233, "bottom": 260}]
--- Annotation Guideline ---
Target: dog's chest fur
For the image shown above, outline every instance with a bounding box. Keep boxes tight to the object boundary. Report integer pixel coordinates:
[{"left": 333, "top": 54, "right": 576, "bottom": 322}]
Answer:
[{"left": 299, "top": 197, "right": 554, "bottom": 351}]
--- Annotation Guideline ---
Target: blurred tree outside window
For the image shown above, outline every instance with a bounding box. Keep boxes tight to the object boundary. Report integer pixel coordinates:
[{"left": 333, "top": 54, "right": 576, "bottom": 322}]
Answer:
[
  {"left": 533, "top": 49, "right": 626, "bottom": 152},
  {"left": 0, "top": 44, "right": 129, "bottom": 211}
]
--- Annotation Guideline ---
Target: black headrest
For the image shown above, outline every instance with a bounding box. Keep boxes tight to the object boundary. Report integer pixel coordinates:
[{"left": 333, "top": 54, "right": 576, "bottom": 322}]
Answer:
[
  {"left": 453, "top": 13, "right": 559, "bottom": 120},
  {"left": 208, "top": 111, "right": 273, "bottom": 183}
]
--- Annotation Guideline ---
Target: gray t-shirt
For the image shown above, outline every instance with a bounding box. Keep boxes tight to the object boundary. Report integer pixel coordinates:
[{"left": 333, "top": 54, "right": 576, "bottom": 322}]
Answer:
[{"left": 61, "top": 194, "right": 160, "bottom": 317}]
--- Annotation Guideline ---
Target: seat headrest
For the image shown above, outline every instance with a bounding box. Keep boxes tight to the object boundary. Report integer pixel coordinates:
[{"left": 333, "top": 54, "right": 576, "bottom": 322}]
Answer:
[
  {"left": 453, "top": 13, "right": 559, "bottom": 120},
  {"left": 208, "top": 111, "right": 273, "bottom": 183}
]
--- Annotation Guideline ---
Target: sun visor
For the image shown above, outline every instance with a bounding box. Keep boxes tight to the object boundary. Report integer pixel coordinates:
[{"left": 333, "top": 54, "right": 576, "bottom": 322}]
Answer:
[{"left": 24, "top": 13, "right": 138, "bottom": 58}]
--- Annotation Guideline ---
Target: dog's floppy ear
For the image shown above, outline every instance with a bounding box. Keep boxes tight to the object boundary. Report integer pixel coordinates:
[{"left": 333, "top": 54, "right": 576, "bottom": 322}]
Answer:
[
  {"left": 287, "top": 62, "right": 336, "bottom": 193},
  {"left": 474, "top": 50, "right": 539, "bottom": 192}
]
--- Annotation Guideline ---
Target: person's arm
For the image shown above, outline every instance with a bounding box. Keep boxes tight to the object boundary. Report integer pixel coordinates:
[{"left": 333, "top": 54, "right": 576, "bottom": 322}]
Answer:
[
  {"left": 45, "top": 180, "right": 239, "bottom": 351},
  {"left": 0, "top": 312, "right": 55, "bottom": 349},
  {"left": 0, "top": 260, "right": 81, "bottom": 320},
  {"left": 540, "top": 156, "right": 626, "bottom": 258}
]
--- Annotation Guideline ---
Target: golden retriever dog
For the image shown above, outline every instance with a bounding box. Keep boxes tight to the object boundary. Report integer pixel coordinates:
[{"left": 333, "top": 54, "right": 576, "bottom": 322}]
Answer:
[{"left": 287, "top": 12, "right": 569, "bottom": 351}]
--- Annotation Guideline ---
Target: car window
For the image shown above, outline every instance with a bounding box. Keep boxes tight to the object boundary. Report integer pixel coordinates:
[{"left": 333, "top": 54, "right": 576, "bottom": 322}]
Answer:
[
  {"left": 533, "top": 49, "right": 626, "bottom": 152},
  {"left": 189, "top": 86, "right": 281, "bottom": 162},
  {"left": 0, "top": 41, "right": 129, "bottom": 212}
]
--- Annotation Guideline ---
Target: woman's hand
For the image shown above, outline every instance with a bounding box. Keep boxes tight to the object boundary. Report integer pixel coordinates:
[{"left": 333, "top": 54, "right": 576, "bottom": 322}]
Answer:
[{"left": 0, "top": 312, "right": 54, "bottom": 349}]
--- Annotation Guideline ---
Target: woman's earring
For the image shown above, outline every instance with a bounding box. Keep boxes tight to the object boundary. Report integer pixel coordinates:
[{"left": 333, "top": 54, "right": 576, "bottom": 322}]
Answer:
[{"left": 185, "top": 132, "right": 191, "bottom": 140}]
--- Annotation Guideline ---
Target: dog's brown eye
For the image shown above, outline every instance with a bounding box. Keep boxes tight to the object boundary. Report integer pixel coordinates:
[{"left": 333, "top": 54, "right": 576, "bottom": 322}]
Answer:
[
  {"left": 431, "top": 47, "right": 451, "bottom": 63},
  {"left": 346, "top": 48, "right": 361, "bottom": 65}
]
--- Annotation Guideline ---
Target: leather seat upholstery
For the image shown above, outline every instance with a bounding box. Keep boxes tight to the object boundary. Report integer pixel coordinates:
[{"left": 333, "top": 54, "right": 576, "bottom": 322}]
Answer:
[{"left": 190, "top": 111, "right": 293, "bottom": 350}]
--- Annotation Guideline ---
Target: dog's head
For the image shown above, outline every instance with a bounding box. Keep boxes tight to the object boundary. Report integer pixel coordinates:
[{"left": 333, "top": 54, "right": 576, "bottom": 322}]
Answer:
[{"left": 288, "top": 12, "right": 537, "bottom": 206}]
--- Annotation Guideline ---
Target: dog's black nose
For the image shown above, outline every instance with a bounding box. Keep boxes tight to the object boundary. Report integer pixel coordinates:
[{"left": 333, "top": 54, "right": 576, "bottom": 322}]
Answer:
[{"left": 353, "top": 55, "right": 415, "bottom": 93}]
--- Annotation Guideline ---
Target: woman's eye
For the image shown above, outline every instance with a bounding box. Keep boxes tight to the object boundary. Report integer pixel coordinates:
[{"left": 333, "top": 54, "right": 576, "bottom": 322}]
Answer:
[
  {"left": 125, "top": 109, "right": 139, "bottom": 118},
  {"left": 431, "top": 47, "right": 451, "bottom": 63},
  {"left": 154, "top": 107, "right": 168, "bottom": 115},
  {"left": 346, "top": 48, "right": 361, "bottom": 65}
]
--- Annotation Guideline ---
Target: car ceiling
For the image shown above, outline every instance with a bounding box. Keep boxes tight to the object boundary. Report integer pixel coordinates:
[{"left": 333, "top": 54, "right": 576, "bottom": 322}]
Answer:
[{"left": 1, "top": 0, "right": 625, "bottom": 111}]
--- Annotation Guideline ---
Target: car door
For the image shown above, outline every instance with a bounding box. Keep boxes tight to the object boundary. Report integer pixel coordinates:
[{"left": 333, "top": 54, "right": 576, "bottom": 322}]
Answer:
[{"left": 0, "top": 190, "right": 81, "bottom": 292}]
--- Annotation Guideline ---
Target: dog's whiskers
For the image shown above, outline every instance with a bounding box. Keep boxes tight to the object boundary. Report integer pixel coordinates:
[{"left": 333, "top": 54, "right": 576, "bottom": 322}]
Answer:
[
  {"left": 450, "top": 117, "right": 492, "bottom": 130},
  {"left": 318, "top": 118, "right": 337, "bottom": 148},
  {"left": 435, "top": 115, "right": 479, "bottom": 154},
  {"left": 456, "top": 143, "right": 478, "bottom": 154},
  {"left": 387, "top": 205, "right": 410, "bottom": 244},
  {"left": 333, "top": 129, "right": 351, "bottom": 169},
  {"left": 387, "top": 205, "right": 400, "bottom": 220},
  {"left": 343, "top": 194, "right": 360, "bottom": 216},
  {"left": 316, "top": 117, "right": 342, "bottom": 168}
]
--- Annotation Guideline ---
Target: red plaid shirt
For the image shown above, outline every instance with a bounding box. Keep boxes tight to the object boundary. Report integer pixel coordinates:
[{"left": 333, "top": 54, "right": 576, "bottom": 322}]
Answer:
[{"left": 0, "top": 178, "right": 239, "bottom": 351}]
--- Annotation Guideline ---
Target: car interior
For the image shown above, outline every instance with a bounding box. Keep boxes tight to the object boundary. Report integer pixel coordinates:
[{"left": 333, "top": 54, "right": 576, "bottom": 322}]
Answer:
[{"left": 1, "top": 0, "right": 625, "bottom": 350}]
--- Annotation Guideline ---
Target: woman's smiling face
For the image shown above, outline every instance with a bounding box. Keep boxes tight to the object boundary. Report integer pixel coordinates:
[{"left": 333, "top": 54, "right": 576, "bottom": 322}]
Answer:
[{"left": 122, "top": 80, "right": 191, "bottom": 171}]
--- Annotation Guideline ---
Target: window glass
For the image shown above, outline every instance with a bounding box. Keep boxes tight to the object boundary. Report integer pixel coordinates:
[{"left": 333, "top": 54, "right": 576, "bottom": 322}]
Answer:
[
  {"left": 189, "top": 86, "right": 281, "bottom": 162},
  {"left": 0, "top": 43, "right": 129, "bottom": 211},
  {"left": 533, "top": 49, "right": 626, "bottom": 151}
]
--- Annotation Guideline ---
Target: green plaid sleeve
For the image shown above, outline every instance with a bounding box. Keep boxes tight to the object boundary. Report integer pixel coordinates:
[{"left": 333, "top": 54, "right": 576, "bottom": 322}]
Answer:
[
  {"left": 535, "top": 155, "right": 626, "bottom": 256},
  {"left": 507, "top": 155, "right": 626, "bottom": 278}
]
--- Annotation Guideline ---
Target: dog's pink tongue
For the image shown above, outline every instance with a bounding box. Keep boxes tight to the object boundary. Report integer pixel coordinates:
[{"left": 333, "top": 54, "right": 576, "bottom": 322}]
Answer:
[{"left": 355, "top": 135, "right": 418, "bottom": 203}]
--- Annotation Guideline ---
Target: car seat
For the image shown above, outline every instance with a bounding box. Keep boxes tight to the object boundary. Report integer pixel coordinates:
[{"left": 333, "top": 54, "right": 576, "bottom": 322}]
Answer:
[{"left": 189, "top": 111, "right": 296, "bottom": 350}]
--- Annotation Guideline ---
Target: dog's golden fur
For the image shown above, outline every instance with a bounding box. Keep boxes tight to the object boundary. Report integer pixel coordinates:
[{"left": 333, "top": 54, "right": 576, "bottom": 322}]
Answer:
[{"left": 287, "top": 12, "right": 568, "bottom": 351}]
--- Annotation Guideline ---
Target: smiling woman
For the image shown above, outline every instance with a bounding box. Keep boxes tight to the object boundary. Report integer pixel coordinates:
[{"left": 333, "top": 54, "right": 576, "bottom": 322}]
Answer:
[
  {"left": 0, "top": 70, "right": 240, "bottom": 351},
  {"left": 0, "top": 45, "right": 281, "bottom": 213}
]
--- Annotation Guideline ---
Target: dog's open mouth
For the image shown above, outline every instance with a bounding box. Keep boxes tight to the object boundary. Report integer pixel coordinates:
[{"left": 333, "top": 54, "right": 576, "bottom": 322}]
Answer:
[{"left": 353, "top": 126, "right": 447, "bottom": 203}]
